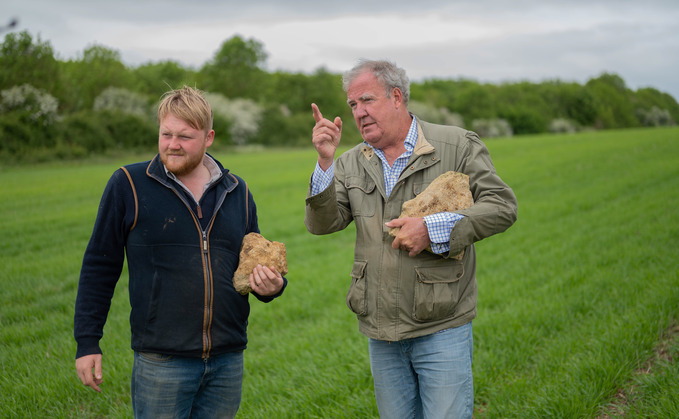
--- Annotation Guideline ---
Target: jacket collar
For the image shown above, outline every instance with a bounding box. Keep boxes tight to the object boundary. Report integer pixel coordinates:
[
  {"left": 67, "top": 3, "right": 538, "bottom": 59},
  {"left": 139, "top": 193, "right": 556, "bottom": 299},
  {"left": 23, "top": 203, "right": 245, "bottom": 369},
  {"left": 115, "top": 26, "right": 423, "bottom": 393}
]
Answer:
[
  {"left": 404, "top": 119, "right": 440, "bottom": 172},
  {"left": 145, "top": 153, "right": 236, "bottom": 192},
  {"left": 413, "top": 120, "right": 435, "bottom": 156}
]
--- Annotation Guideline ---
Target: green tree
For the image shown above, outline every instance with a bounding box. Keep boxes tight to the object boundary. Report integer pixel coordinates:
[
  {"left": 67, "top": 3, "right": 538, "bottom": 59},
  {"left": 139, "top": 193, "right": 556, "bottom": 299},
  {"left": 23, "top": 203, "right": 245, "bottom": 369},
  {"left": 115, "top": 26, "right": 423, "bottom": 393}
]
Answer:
[
  {"left": 632, "top": 87, "right": 679, "bottom": 125},
  {"left": 59, "top": 110, "right": 115, "bottom": 153},
  {"left": 131, "top": 60, "right": 197, "bottom": 98},
  {"left": 563, "top": 85, "right": 597, "bottom": 127},
  {"left": 265, "top": 71, "right": 312, "bottom": 113},
  {"left": 265, "top": 68, "right": 346, "bottom": 119},
  {"left": 199, "top": 35, "right": 268, "bottom": 99},
  {"left": 0, "top": 84, "right": 61, "bottom": 155},
  {"left": 308, "top": 68, "right": 348, "bottom": 122},
  {"left": 59, "top": 44, "right": 134, "bottom": 112},
  {"left": 0, "top": 31, "right": 61, "bottom": 96},
  {"left": 96, "top": 110, "right": 158, "bottom": 149},
  {"left": 586, "top": 73, "right": 638, "bottom": 129},
  {"left": 496, "top": 82, "right": 549, "bottom": 134},
  {"left": 412, "top": 78, "right": 464, "bottom": 112},
  {"left": 251, "top": 105, "right": 311, "bottom": 147},
  {"left": 448, "top": 82, "right": 497, "bottom": 123}
]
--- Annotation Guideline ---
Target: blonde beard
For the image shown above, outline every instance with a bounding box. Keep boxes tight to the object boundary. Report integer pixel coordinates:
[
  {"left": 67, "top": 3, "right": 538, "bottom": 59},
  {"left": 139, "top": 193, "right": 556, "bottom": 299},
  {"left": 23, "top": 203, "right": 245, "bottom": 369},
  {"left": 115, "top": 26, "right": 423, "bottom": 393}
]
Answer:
[{"left": 160, "top": 151, "right": 204, "bottom": 177}]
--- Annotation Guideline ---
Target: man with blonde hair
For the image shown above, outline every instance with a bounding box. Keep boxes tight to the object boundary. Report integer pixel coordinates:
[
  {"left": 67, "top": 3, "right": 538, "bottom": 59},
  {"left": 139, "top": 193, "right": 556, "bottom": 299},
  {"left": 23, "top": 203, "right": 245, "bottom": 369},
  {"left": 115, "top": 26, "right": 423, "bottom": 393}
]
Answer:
[{"left": 75, "top": 86, "right": 286, "bottom": 418}]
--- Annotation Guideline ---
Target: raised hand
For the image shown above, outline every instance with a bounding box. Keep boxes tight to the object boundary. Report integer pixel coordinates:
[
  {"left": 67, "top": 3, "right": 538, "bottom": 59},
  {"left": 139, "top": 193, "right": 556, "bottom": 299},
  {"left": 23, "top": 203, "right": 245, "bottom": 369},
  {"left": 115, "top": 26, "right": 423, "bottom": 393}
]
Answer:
[{"left": 311, "top": 103, "right": 342, "bottom": 170}]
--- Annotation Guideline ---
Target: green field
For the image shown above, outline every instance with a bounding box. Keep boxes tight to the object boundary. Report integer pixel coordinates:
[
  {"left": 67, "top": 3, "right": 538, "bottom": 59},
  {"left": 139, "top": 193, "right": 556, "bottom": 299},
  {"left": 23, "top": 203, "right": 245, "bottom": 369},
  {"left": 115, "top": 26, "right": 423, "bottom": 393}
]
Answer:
[{"left": 1, "top": 127, "right": 678, "bottom": 418}]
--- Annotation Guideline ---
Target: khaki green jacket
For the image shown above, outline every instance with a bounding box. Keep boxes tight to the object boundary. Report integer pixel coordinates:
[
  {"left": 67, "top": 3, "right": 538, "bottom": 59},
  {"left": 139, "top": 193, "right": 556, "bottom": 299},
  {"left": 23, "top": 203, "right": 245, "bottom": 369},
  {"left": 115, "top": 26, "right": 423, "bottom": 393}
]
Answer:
[{"left": 305, "top": 119, "right": 517, "bottom": 341}]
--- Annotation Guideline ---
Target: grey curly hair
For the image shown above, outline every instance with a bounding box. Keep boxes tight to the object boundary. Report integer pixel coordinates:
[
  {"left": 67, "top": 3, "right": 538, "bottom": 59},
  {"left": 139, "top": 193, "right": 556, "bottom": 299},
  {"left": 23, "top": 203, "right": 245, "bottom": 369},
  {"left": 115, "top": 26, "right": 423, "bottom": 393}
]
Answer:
[{"left": 342, "top": 59, "right": 410, "bottom": 105}]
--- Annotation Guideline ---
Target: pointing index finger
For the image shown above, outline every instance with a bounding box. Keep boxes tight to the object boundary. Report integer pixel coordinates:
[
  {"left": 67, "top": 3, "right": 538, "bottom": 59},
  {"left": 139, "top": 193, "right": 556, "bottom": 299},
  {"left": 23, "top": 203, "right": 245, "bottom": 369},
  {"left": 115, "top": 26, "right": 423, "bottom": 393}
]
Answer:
[{"left": 311, "top": 103, "right": 323, "bottom": 123}]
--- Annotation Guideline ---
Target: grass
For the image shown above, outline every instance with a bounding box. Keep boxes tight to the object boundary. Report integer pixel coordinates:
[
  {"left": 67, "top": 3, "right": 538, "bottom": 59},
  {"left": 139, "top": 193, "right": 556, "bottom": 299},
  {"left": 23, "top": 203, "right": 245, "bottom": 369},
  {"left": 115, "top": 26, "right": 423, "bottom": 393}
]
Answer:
[{"left": 1, "top": 127, "right": 678, "bottom": 418}]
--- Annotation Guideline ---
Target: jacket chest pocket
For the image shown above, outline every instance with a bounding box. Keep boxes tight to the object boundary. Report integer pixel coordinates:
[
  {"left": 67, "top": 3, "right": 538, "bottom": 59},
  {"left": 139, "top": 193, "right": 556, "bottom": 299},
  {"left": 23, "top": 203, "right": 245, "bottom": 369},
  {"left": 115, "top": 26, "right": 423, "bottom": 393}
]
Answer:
[
  {"left": 412, "top": 264, "right": 464, "bottom": 321},
  {"left": 411, "top": 171, "right": 445, "bottom": 197},
  {"left": 345, "top": 175, "right": 377, "bottom": 217}
]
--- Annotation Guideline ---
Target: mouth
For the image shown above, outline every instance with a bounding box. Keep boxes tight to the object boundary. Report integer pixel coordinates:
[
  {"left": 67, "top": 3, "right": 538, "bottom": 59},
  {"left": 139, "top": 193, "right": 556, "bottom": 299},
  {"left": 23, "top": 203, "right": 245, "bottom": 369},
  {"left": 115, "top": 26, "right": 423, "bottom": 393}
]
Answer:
[{"left": 361, "top": 121, "right": 376, "bottom": 130}]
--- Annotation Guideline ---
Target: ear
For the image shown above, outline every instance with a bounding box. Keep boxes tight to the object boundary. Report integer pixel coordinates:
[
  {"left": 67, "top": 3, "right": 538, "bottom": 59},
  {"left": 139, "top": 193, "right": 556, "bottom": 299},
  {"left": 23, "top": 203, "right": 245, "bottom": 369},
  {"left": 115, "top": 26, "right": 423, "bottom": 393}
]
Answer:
[
  {"left": 391, "top": 87, "right": 405, "bottom": 109},
  {"left": 205, "top": 129, "right": 215, "bottom": 148}
]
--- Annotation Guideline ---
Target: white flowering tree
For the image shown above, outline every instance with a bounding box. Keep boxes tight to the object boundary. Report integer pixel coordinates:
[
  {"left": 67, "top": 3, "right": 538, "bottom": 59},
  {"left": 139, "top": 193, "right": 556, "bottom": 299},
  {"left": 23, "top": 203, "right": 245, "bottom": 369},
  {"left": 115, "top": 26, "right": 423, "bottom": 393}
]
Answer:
[
  {"left": 471, "top": 118, "right": 513, "bottom": 138},
  {"left": 408, "top": 100, "right": 464, "bottom": 127},
  {"left": 93, "top": 87, "right": 153, "bottom": 119},
  {"left": 0, "top": 84, "right": 59, "bottom": 126},
  {"left": 636, "top": 106, "right": 676, "bottom": 127},
  {"left": 204, "top": 92, "right": 263, "bottom": 146}
]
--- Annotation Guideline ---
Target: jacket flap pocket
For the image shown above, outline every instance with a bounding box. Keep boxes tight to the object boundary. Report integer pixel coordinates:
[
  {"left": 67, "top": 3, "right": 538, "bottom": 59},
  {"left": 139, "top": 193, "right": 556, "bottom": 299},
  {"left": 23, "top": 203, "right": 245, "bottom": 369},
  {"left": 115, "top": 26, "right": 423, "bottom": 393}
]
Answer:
[
  {"left": 413, "top": 182, "right": 427, "bottom": 196},
  {"left": 351, "top": 260, "right": 367, "bottom": 279},
  {"left": 415, "top": 264, "right": 463, "bottom": 284},
  {"left": 346, "top": 175, "right": 376, "bottom": 193}
]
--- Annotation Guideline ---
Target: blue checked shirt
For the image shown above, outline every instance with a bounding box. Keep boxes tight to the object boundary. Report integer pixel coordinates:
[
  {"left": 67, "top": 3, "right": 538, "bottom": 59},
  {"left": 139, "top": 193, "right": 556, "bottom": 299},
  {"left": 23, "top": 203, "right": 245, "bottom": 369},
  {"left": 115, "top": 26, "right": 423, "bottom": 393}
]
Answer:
[{"left": 311, "top": 117, "right": 464, "bottom": 254}]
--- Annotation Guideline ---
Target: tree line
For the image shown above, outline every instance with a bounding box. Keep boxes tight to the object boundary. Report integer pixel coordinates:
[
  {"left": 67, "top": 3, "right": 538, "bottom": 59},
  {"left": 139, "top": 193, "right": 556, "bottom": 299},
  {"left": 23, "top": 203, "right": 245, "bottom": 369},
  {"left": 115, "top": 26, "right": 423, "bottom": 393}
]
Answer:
[{"left": 1, "top": 30, "right": 677, "bottom": 162}]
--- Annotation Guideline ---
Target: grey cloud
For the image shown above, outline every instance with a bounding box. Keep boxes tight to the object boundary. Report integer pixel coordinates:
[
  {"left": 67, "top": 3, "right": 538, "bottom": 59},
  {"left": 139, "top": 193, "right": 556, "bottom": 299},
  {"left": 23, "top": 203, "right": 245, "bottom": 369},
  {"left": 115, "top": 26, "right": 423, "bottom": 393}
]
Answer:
[{"left": 5, "top": 0, "right": 679, "bottom": 99}]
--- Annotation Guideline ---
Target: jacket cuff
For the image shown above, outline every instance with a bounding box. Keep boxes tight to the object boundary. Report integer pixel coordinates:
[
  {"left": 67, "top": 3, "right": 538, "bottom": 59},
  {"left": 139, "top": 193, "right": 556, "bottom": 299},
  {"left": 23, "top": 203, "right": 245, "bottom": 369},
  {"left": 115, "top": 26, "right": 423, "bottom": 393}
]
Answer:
[
  {"left": 448, "top": 216, "right": 472, "bottom": 256},
  {"left": 253, "top": 276, "right": 288, "bottom": 303},
  {"left": 75, "top": 338, "right": 102, "bottom": 359}
]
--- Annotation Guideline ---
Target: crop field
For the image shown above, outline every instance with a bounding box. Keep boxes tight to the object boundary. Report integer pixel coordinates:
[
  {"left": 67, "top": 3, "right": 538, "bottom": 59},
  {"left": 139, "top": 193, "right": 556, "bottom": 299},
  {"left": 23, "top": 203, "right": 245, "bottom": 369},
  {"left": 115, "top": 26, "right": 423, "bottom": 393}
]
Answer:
[{"left": 1, "top": 127, "right": 678, "bottom": 418}]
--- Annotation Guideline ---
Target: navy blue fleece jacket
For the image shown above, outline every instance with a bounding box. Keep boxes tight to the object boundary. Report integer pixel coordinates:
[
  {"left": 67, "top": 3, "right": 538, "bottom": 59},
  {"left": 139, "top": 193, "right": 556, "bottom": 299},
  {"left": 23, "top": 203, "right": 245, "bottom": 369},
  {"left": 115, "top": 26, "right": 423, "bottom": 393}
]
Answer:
[{"left": 74, "top": 154, "right": 286, "bottom": 359}]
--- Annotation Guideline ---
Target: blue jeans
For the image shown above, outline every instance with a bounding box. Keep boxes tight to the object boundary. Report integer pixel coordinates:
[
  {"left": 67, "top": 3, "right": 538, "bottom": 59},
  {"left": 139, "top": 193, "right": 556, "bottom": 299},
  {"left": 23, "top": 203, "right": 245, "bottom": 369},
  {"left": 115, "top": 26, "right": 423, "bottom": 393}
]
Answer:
[
  {"left": 131, "top": 351, "right": 243, "bottom": 419},
  {"left": 369, "top": 322, "right": 473, "bottom": 419}
]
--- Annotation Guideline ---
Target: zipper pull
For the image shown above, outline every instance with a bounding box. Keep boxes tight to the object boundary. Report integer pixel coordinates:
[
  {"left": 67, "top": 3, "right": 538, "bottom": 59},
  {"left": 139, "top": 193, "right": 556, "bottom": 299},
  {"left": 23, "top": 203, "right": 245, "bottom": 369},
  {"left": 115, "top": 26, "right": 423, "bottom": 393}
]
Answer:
[
  {"left": 197, "top": 205, "right": 203, "bottom": 219},
  {"left": 203, "top": 232, "right": 208, "bottom": 253}
]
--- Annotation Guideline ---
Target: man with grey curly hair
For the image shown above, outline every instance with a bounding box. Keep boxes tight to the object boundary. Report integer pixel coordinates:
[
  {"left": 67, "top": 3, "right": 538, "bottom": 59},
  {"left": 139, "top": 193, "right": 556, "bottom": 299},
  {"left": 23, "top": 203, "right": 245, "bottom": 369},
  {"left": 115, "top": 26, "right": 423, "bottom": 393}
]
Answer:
[{"left": 306, "top": 60, "right": 517, "bottom": 418}]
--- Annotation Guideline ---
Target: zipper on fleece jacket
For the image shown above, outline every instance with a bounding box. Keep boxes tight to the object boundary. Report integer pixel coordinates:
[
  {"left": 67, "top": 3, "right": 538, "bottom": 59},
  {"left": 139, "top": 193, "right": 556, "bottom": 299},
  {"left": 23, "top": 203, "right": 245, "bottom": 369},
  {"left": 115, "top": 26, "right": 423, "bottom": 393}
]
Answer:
[
  {"left": 162, "top": 186, "right": 215, "bottom": 359},
  {"left": 201, "top": 230, "right": 213, "bottom": 359},
  {"left": 150, "top": 166, "right": 235, "bottom": 359}
]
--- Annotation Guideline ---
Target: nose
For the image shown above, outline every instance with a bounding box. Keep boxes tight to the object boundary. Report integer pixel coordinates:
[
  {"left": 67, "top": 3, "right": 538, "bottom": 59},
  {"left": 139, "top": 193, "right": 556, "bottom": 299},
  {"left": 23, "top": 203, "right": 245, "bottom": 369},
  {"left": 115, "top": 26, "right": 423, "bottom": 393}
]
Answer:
[
  {"left": 353, "top": 102, "right": 368, "bottom": 118},
  {"left": 168, "top": 136, "right": 182, "bottom": 149}
]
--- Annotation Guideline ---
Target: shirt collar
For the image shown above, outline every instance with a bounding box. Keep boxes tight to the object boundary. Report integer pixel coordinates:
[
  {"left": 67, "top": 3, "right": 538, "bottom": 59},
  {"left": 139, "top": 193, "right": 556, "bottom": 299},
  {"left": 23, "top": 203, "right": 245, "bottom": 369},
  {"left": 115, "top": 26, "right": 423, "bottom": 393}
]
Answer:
[
  {"left": 164, "top": 154, "right": 222, "bottom": 189},
  {"left": 404, "top": 115, "right": 418, "bottom": 152}
]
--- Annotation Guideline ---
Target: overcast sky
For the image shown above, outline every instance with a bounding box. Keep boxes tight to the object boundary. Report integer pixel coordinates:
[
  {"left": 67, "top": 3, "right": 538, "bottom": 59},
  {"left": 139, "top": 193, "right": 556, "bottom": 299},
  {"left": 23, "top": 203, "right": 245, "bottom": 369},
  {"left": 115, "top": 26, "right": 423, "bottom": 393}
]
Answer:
[{"left": 4, "top": 0, "right": 679, "bottom": 100}]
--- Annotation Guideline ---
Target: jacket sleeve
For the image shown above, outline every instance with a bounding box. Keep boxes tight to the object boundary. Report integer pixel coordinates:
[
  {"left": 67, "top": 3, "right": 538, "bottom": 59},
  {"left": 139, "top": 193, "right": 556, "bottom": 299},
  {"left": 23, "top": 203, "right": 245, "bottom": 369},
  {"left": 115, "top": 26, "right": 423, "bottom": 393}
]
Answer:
[
  {"left": 247, "top": 187, "right": 288, "bottom": 302},
  {"left": 304, "top": 157, "right": 354, "bottom": 235},
  {"left": 449, "top": 131, "right": 518, "bottom": 256},
  {"left": 73, "top": 169, "right": 135, "bottom": 359}
]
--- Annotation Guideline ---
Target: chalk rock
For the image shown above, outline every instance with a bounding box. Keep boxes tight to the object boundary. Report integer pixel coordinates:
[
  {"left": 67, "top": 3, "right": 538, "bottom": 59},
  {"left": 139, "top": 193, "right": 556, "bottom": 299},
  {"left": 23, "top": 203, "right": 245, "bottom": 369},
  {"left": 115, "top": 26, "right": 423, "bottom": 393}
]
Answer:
[
  {"left": 233, "top": 232, "right": 288, "bottom": 295},
  {"left": 389, "top": 171, "right": 473, "bottom": 259}
]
